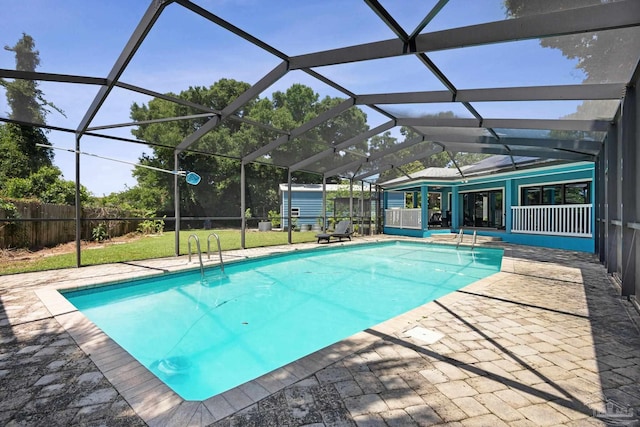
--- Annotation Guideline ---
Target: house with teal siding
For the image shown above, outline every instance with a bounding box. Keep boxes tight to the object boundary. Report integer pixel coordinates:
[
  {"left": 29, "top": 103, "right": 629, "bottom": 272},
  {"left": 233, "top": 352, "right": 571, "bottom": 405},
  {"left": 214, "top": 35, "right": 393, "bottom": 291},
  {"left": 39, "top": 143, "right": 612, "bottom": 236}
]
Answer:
[{"left": 379, "top": 156, "right": 595, "bottom": 252}]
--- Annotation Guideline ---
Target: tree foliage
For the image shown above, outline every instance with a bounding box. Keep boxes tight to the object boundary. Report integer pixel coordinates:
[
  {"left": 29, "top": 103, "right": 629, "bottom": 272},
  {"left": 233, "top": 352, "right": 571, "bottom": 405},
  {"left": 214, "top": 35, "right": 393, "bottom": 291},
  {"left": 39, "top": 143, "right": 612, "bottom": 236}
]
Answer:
[
  {"left": 0, "top": 122, "right": 52, "bottom": 182},
  {"left": 504, "top": 0, "right": 639, "bottom": 84},
  {"left": 0, "top": 33, "right": 72, "bottom": 203},
  {"left": 2, "top": 166, "right": 90, "bottom": 205},
  {"left": 1, "top": 33, "right": 63, "bottom": 123},
  {"left": 504, "top": 0, "right": 639, "bottom": 141},
  {"left": 129, "top": 80, "right": 369, "bottom": 218}
]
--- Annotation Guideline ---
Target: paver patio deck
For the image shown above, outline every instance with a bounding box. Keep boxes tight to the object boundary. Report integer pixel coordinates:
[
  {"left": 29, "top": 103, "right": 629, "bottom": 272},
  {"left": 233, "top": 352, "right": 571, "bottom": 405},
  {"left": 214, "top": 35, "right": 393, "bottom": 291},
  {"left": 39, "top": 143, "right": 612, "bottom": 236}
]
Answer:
[{"left": 1, "top": 237, "right": 639, "bottom": 426}]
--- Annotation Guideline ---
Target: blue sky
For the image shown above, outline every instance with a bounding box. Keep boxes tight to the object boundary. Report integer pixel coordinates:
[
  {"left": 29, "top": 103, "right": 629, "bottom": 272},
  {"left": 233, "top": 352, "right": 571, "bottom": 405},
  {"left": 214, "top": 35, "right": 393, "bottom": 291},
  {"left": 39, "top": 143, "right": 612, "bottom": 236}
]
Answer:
[{"left": 0, "top": 0, "right": 591, "bottom": 195}]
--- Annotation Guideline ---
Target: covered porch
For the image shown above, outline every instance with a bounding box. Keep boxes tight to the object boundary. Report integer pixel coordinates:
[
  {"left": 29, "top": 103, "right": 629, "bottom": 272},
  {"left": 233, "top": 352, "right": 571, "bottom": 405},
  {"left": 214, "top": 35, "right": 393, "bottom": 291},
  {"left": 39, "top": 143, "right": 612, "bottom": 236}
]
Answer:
[{"left": 382, "top": 158, "right": 595, "bottom": 252}]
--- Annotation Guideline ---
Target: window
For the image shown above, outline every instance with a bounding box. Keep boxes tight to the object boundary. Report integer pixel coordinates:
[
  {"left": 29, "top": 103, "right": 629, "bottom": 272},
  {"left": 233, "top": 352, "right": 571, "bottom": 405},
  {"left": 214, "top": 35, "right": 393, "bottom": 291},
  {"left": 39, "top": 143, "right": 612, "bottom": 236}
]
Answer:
[
  {"left": 521, "top": 181, "right": 590, "bottom": 205},
  {"left": 564, "top": 182, "right": 589, "bottom": 204},
  {"left": 523, "top": 187, "right": 541, "bottom": 205},
  {"left": 543, "top": 184, "right": 563, "bottom": 205},
  {"left": 290, "top": 207, "right": 300, "bottom": 217}
]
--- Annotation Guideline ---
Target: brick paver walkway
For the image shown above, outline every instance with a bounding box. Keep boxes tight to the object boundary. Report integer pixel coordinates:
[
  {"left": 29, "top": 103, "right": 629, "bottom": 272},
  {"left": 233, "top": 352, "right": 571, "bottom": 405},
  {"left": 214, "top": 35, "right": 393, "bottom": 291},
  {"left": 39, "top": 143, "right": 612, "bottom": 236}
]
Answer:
[{"left": 1, "top": 239, "right": 639, "bottom": 426}]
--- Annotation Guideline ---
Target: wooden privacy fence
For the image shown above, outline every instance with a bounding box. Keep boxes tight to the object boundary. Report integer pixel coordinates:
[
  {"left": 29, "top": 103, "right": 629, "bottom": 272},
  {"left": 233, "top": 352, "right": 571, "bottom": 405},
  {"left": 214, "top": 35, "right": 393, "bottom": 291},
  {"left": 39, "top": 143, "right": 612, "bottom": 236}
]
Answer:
[{"left": 0, "top": 200, "right": 142, "bottom": 249}]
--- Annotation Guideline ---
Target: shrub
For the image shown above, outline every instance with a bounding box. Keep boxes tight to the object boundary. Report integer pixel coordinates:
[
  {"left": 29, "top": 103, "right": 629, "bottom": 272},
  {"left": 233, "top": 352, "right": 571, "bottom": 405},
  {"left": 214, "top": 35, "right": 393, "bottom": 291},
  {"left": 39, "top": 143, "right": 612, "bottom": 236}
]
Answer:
[
  {"left": 92, "top": 223, "right": 109, "bottom": 242},
  {"left": 268, "top": 210, "right": 281, "bottom": 227},
  {"left": 137, "top": 211, "right": 165, "bottom": 235}
]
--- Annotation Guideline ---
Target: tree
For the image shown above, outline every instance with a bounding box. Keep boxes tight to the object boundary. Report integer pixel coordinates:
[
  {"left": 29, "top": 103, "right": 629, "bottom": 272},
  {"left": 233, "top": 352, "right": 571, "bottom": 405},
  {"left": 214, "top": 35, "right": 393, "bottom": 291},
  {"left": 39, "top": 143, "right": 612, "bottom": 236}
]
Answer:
[
  {"left": 97, "top": 185, "right": 166, "bottom": 213},
  {"left": 129, "top": 80, "right": 369, "bottom": 218},
  {"left": 0, "top": 33, "right": 64, "bottom": 184},
  {"left": 2, "top": 33, "right": 62, "bottom": 123}
]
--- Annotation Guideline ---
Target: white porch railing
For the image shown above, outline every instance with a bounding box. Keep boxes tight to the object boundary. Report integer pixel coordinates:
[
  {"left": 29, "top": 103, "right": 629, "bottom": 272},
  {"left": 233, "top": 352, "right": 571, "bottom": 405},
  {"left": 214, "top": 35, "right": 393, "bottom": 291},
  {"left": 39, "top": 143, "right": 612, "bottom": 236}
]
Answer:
[
  {"left": 385, "top": 208, "right": 422, "bottom": 229},
  {"left": 511, "top": 204, "right": 592, "bottom": 237}
]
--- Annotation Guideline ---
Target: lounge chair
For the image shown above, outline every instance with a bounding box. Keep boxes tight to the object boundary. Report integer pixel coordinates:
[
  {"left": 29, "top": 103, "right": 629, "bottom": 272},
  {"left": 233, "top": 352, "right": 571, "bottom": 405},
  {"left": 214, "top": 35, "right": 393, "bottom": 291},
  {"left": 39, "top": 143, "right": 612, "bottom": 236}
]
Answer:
[
  {"left": 316, "top": 220, "right": 353, "bottom": 243},
  {"left": 428, "top": 212, "right": 442, "bottom": 226}
]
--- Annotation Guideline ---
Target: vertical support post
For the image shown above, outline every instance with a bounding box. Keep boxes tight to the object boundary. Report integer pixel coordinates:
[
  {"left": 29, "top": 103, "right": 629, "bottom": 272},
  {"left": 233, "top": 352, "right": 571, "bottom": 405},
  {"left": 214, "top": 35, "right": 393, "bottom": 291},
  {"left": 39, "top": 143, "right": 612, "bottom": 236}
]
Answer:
[
  {"left": 174, "top": 151, "right": 180, "bottom": 256},
  {"left": 369, "top": 181, "right": 373, "bottom": 235},
  {"left": 360, "top": 180, "right": 365, "bottom": 235},
  {"left": 421, "top": 185, "right": 428, "bottom": 232},
  {"left": 590, "top": 161, "right": 597, "bottom": 253},
  {"left": 621, "top": 84, "right": 637, "bottom": 297},
  {"left": 451, "top": 186, "right": 460, "bottom": 230},
  {"left": 634, "top": 73, "right": 640, "bottom": 302},
  {"left": 382, "top": 189, "right": 388, "bottom": 232},
  {"left": 74, "top": 135, "right": 82, "bottom": 267},
  {"left": 241, "top": 161, "right": 246, "bottom": 249},
  {"left": 349, "top": 179, "right": 354, "bottom": 224},
  {"left": 505, "top": 180, "right": 513, "bottom": 234},
  {"left": 287, "top": 170, "right": 292, "bottom": 244},
  {"left": 605, "top": 122, "right": 617, "bottom": 273},
  {"left": 596, "top": 152, "right": 605, "bottom": 261},
  {"left": 322, "top": 176, "right": 327, "bottom": 232}
]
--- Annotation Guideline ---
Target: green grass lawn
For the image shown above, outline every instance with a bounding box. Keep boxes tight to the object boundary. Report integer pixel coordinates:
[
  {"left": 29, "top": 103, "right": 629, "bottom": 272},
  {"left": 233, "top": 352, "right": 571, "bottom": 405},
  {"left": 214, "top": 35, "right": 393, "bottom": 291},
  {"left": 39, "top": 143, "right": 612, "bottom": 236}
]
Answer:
[{"left": 0, "top": 229, "right": 318, "bottom": 275}]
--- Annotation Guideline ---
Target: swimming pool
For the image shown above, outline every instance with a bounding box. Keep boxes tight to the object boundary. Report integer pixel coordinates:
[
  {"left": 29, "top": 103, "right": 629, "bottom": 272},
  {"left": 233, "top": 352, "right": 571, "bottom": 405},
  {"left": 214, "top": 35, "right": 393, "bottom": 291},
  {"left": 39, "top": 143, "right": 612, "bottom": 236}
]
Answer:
[{"left": 63, "top": 241, "right": 503, "bottom": 401}]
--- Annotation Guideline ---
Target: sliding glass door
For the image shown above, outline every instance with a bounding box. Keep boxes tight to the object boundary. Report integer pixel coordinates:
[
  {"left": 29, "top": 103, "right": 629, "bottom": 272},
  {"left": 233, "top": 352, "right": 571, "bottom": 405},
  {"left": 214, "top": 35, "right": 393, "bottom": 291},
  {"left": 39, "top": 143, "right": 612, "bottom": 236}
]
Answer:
[{"left": 461, "top": 190, "right": 503, "bottom": 228}]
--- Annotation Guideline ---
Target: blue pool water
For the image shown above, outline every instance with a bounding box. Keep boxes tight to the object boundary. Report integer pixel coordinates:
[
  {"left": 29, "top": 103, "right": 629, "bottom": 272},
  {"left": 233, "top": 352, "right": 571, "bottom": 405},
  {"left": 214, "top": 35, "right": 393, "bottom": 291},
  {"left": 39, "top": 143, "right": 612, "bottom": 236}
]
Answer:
[{"left": 64, "top": 241, "right": 503, "bottom": 400}]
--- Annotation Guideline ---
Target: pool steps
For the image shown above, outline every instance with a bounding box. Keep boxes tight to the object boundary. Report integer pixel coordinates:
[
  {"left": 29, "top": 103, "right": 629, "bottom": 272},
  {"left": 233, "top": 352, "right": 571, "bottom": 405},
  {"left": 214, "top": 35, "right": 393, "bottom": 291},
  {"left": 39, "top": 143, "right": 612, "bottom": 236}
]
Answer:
[{"left": 433, "top": 230, "right": 501, "bottom": 248}]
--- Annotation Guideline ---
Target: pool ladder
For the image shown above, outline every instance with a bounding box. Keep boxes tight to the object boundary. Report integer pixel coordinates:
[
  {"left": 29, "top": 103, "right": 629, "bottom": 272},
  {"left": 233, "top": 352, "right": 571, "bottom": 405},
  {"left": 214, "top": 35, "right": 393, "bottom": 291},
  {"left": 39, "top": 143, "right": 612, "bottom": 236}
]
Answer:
[
  {"left": 188, "top": 233, "right": 225, "bottom": 279},
  {"left": 206, "top": 232, "right": 225, "bottom": 274},
  {"left": 455, "top": 229, "right": 464, "bottom": 249},
  {"left": 455, "top": 229, "right": 477, "bottom": 250}
]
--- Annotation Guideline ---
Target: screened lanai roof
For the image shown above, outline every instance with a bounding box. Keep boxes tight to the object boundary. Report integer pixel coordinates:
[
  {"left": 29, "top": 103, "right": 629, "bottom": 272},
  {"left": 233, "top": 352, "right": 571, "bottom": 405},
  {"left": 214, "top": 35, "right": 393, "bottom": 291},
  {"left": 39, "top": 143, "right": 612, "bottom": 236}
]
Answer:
[{"left": 1, "top": 0, "right": 639, "bottom": 187}]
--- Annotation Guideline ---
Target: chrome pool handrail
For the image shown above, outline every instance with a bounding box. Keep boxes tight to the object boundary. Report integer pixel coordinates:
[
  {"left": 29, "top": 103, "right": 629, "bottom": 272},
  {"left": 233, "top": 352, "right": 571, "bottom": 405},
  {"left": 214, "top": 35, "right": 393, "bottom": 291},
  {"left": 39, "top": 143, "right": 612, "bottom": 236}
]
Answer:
[
  {"left": 207, "top": 232, "right": 225, "bottom": 274},
  {"left": 455, "top": 229, "right": 464, "bottom": 249},
  {"left": 187, "top": 234, "right": 204, "bottom": 279}
]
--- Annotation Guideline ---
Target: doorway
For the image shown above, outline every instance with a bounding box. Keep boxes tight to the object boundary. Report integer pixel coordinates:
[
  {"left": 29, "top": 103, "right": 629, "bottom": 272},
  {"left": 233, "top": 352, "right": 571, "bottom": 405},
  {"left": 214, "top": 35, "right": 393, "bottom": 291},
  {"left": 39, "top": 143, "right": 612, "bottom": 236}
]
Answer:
[{"left": 462, "top": 190, "right": 503, "bottom": 228}]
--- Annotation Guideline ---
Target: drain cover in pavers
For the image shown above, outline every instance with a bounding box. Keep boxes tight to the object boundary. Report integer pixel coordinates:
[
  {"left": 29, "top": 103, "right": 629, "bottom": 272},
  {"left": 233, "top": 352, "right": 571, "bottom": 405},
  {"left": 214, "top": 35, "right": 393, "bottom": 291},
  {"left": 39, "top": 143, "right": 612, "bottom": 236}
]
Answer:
[{"left": 403, "top": 327, "right": 444, "bottom": 344}]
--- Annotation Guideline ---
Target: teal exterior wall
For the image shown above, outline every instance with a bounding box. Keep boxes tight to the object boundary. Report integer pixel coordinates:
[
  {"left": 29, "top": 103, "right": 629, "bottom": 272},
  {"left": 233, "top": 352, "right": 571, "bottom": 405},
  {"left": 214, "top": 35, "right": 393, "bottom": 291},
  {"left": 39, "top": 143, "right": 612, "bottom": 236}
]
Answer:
[{"left": 383, "top": 162, "right": 596, "bottom": 253}]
